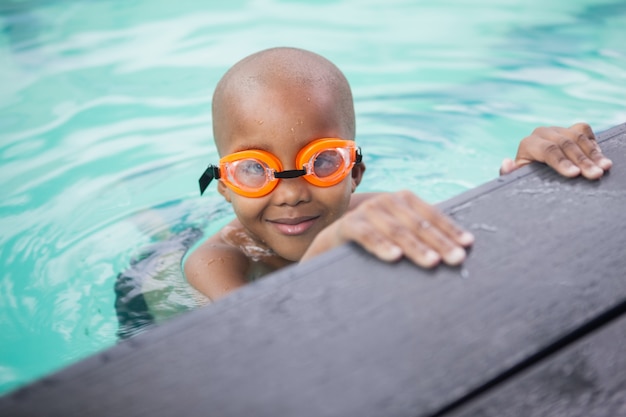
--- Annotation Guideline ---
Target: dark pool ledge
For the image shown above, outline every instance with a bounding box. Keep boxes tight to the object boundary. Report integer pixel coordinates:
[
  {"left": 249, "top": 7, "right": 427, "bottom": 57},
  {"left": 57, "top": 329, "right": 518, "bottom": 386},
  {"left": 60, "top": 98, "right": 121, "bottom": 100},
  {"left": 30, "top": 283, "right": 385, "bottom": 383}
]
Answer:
[{"left": 3, "top": 123, "right": 626, "bottom": 417}]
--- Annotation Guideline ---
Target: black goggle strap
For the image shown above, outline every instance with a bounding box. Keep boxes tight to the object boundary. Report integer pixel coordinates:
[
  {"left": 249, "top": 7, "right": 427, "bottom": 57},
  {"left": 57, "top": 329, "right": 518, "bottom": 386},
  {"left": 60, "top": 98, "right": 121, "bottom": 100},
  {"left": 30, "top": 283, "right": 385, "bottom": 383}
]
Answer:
[
  {"left": 199, "top": 165, "right": 220, "bottom": 195},
  {"left": 355, "top": 147, "right": 363, "bottom": 164}
]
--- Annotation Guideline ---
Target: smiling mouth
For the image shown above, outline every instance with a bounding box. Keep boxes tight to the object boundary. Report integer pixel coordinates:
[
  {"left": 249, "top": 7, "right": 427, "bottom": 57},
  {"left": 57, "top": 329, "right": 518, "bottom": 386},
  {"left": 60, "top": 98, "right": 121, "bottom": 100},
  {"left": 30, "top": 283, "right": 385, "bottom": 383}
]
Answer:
[{"left": 268, "top": 216, "right": 320, "bottom": 236}]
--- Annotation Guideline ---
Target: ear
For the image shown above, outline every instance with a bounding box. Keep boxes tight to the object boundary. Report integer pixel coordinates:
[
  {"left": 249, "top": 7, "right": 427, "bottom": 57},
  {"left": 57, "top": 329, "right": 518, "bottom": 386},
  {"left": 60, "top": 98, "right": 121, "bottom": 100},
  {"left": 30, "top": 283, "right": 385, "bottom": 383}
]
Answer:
[
  {"left": 217, "top": 181, "right": 232, "bottom": 203},
  {"left": 350, "top": 162, "right": 366, "bottom": 192}
]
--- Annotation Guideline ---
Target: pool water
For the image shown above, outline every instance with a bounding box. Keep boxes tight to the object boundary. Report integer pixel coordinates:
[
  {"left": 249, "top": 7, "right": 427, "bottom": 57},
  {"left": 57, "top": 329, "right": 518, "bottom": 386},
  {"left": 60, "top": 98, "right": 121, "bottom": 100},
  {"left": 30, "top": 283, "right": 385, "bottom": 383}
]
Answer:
[{"left": 1, "top": 0, "right": 625, "bottom": 395}]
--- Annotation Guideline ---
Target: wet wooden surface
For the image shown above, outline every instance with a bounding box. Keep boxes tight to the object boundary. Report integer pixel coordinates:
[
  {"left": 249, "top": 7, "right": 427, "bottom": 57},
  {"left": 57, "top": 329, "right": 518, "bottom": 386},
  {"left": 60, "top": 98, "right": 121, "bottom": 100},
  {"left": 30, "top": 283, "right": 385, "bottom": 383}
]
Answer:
[
  {"left": 1, "top": 123, "right": 625, "bottom": 417},
  {"left": 445, "top": 315, "right": 626, "bottom": 417}
]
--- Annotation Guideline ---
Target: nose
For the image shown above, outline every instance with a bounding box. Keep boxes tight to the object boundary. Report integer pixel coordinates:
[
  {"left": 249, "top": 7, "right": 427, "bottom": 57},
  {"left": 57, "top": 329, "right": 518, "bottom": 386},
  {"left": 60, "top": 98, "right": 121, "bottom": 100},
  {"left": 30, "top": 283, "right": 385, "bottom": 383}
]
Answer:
[{"left": 270, "top": 176, "right": 312, "bottom": 206}]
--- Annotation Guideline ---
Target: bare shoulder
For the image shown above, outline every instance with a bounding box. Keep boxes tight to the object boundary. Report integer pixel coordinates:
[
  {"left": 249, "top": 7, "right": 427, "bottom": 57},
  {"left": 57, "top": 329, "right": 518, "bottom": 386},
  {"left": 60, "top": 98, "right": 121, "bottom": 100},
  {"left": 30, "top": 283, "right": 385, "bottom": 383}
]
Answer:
[
  {"left": 184, "top": 229, "right": 251, "bottom": 300},
  {"left": 184, "top": 237, "right": 250, "bottom": 280}
]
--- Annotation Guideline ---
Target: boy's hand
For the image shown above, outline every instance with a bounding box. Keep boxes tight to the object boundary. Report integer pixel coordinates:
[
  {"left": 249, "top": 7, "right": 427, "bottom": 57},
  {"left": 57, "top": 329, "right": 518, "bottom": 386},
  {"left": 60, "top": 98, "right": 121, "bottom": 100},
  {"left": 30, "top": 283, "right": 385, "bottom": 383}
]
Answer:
[
  {"left": 303, "top": 190, "right": 474, "bottom": 268},
  {"left": 500, "top": 123, "right": 612, "bottom": 179}
]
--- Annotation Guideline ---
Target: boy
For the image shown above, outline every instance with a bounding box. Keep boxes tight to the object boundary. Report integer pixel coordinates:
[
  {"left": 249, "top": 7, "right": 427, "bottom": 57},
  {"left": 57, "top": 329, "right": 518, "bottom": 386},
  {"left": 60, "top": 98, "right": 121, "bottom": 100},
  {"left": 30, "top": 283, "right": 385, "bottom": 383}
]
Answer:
[{"left": 185, "top": 47, "right": 612, "bottom": 300}]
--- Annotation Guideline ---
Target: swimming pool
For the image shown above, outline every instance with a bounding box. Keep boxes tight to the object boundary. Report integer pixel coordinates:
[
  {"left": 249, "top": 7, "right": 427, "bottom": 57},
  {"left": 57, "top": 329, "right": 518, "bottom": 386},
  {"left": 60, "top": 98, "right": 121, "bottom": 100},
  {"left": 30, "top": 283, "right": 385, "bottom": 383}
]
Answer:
[{"left": 1, "top": 0, "right": 624, "bottom": 395}]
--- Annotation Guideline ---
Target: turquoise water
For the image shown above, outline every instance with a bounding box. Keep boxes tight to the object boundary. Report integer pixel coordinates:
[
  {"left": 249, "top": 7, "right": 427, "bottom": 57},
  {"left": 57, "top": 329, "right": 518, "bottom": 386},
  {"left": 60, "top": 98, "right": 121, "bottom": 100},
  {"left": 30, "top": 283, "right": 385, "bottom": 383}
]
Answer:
[{"left": 1, "top": 0, "right": 625, "bottom": 395}]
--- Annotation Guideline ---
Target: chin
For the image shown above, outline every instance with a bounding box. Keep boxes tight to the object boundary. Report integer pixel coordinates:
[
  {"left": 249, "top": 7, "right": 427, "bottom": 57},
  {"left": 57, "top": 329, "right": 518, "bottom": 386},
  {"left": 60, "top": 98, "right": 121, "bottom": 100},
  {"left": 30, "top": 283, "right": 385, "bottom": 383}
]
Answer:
[
  {"left": 273, "top": 241, "right": 310, "bottom": 263},
  {"left": 277, "top": 249, "right": 306, "bottom": 263}
]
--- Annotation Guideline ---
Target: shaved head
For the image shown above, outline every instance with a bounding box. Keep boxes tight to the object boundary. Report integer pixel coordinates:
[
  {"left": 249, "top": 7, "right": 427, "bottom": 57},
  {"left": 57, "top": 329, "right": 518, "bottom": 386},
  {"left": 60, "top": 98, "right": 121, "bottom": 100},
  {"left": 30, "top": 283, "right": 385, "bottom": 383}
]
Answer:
[{"left": 212, "top": 47, "right": 355, "bottom": 154}]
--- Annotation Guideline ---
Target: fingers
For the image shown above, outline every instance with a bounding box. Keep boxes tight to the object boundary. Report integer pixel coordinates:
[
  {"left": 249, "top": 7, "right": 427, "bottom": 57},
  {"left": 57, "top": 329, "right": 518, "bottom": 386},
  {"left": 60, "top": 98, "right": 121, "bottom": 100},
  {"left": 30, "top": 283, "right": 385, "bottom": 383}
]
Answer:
[
  {"left": 552, "top": 125, "right": 604, "bottom": 179},
  {"left": 402, "top": 191, "right": 474, "bottom": 247},
  {"left": 524, "top": 129, "right": 583, "bottom": 178},
  {"left": 338, "top": 191, "right": 473, "bottom": 268},
  {"left": 514, "top": 123, "right": 612, "bottom": 180},
  {"left": 568, "top": 123, "right": 613, "bottom": 171}
]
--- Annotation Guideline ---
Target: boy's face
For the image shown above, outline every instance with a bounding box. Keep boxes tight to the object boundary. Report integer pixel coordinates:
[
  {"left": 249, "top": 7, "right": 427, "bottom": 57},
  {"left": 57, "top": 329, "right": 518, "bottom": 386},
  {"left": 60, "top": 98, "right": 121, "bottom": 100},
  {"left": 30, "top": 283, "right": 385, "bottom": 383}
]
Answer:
[{"left": 215, "top": 83, "right": 363, "bottom": 262}]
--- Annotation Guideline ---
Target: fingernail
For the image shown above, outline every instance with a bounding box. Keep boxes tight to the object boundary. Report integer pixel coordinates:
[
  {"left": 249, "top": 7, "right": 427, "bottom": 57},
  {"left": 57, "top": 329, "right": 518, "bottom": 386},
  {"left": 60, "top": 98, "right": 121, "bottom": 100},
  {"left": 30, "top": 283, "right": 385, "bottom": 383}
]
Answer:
[
  {"left": 424, "top": 250, "right": 440, "bottom": 266},
  {"left": 565, "top": 165, "right": 581, "bottom": 176},
  {"left": 444, "top": 247, "right": 466, "bottom": 265},
  {"left": 386, "top": 245, "right": 403, "bottom": 260},
  {"left": 588, "top": 166, "right": 603, "bottom": 178},
  {"left": 599, "top": 158, "right": 613, "bottom": 170},
  {"left": 458, "top": 231, "right": 475, "bottom": 246}
]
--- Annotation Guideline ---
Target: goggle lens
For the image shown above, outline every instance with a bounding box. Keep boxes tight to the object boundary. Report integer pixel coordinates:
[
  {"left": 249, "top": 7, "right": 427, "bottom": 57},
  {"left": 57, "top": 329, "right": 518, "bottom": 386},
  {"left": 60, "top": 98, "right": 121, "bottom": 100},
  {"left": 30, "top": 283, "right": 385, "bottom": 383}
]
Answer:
[
  {"left": 313, "top": 149, "right": 345, "bottom": 178},
  {"left": 227, "top": 159, "right": 270, "bottom": 189}
]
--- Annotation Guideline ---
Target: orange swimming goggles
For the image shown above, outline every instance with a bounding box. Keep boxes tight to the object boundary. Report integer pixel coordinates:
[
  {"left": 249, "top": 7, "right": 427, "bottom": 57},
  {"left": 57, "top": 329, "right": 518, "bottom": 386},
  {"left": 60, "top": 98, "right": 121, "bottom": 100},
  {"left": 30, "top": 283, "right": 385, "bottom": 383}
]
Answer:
[{"left": 199, "top": 138, "right": 362, "bottom": 198}]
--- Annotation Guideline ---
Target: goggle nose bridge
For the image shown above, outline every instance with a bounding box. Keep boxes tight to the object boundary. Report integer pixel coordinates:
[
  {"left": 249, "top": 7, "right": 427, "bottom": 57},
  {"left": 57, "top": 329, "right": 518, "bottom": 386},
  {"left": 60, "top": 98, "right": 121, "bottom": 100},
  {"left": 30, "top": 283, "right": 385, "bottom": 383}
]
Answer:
[{"left": 273, "top": 168, "right": 307, "bottom": 179}]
